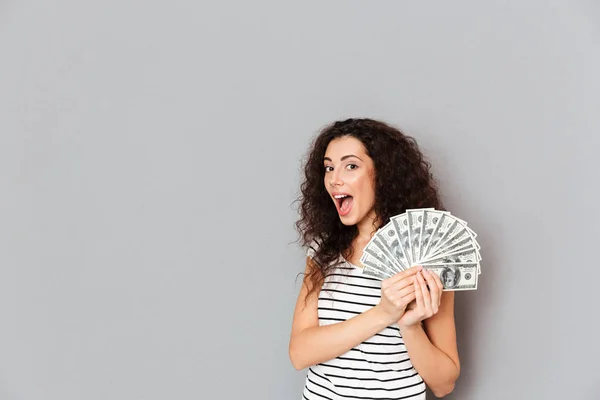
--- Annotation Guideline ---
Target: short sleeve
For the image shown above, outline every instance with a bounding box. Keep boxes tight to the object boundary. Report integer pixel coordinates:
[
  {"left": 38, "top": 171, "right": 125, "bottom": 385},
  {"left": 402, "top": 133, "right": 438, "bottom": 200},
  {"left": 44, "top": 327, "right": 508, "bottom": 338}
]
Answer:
[{"left": 306, "top": 237, "right": 321, "bottom": 259}]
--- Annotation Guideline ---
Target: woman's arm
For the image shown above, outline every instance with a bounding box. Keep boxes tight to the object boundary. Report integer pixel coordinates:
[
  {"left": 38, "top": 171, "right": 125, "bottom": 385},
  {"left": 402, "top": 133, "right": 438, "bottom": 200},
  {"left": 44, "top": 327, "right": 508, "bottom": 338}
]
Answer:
[
  {"left": 398, "top": 270, "right": 460, "bottom": 398},
  {"left": 289, "top": 258, "right": 419, "bottom": 370}
]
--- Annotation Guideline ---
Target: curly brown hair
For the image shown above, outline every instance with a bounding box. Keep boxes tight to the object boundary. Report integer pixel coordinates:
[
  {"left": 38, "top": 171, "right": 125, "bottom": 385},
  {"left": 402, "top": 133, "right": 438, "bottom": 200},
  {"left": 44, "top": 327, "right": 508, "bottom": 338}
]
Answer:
[{"left": 294, "top": 118, "right": 444, "bottom": 298}]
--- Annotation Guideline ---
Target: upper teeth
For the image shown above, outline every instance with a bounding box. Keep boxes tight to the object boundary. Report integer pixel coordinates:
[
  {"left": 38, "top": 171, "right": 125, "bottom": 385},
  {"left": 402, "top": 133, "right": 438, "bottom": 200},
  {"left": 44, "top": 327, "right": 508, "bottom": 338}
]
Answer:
[{"left": 334, "top": 195, "right": 348, "bottom": 199}]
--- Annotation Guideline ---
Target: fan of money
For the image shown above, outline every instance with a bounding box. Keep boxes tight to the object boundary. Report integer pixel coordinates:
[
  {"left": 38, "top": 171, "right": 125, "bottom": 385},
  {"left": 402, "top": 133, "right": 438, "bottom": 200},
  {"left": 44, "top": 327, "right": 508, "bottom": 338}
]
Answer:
[{"left": 359, "top": 208, "right": 481, "bottom": 291}]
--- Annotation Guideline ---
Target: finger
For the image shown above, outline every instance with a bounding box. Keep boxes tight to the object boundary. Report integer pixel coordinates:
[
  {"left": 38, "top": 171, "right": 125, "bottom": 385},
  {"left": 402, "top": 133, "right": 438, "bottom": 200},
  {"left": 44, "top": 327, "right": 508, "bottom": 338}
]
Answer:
[
  {"left": 417, "top": 271, "right": 431, "bottom": 311},
  {"left": 388, "top": 265, "right": 422, "bottom": 284},
  {"left": 388, "top": 268, "right": 420, "bottom": 286},
  {"left": 390, "top": 274, "right": 419, "bottom": 292},
  {"left": 401, "top": 290, "right": 416, "bottom": 305},
  {"left": 432, "top": 272, "right": 444, "bottom": 304},
  {"left": 387, "top": 283, "right": 416, "bottom": 305},
  {"left": 414, "top": 277, "right": 424, "bottom": 309},
  {"left": 397, "top": 283, "right": 416, "bottom": 298},
  {"left": 388, "top": 267, "right": 422, "bottom": 291},
  {"left": 422, "top": 270, "right": 440, "bottom": 312},
  {"left": 433, "top": 271, "right": 443, "bottom": 292},
  {"left": 382, "top": 276, "right": 414, "bottom": 294}
]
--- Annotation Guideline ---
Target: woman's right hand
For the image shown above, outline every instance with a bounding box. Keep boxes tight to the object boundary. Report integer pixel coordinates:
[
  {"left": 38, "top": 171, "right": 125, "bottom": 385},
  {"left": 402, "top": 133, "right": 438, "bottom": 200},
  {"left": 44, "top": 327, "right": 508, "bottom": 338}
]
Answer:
[{"left": 377, "top": 265, "right": 422, "bottom": 322}]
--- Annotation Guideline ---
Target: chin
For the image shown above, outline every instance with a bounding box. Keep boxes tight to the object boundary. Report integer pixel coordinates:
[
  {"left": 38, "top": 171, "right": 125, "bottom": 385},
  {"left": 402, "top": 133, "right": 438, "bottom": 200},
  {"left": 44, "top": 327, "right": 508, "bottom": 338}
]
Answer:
[{"left": 338, "top": 213, "right": 359, "bottom": 226}]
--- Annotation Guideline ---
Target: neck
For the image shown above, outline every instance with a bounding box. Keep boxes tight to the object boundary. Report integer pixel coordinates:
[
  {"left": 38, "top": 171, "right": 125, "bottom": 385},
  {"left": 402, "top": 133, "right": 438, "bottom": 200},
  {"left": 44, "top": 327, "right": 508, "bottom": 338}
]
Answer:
[{"left": 356, "top": 210, "right": 380, "bottom": 242}]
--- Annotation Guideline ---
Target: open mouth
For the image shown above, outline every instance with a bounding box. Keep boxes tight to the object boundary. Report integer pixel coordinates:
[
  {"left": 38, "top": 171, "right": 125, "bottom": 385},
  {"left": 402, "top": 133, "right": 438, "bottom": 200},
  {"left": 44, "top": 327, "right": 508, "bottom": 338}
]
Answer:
[{"left": 334, "top": 194, "right": 354, "bottom": 216}]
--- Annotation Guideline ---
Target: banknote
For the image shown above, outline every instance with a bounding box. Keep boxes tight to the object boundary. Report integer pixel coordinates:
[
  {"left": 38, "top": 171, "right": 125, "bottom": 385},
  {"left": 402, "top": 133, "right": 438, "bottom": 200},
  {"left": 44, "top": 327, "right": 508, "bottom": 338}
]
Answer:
[
  {"left": 360, "top": 253, "right": 396, "bottom": 278},
  {"left": 357, "top": 208, "right": 482, "bottom": 290},
  {"left": 407, "top": 209, "right": 425, "bottom": 264},
  {"left": 426, "top": 220, "right": 465, "bottom": 257},
  {"left": 391, "top": 213, "right": 413, "bottom": 267},
  {"left": 420, "top": 209, "right": 444, "bottom": 261},
  {"left": 362, "top": 267, "right": 391, "bottom": 280},
  {"left": 428, "top": 228, "right": 477, "bottom": 259},
  {"left": 421, "top": 213, "right": 457, "bottom": 260},
  {"left": 360, "top": 253, "right": 398, "bottom": 279},
  {"left": 361, "top": 235, "right": 403, "bottom": 273},
  {"left": 421, "top": 247, "right": 479, "bottom": 265},
  {"left": 435, "top": 240, "right": 482, "bottom": 276},
  {"left": 372, "top": 223, "right": 410, "bottom": 270},
  {"left": 453, "top": 216, "right": 478, "bottom": 239},
  {"left": 421, "top": 263, "right": 479, "bottom": 290}
]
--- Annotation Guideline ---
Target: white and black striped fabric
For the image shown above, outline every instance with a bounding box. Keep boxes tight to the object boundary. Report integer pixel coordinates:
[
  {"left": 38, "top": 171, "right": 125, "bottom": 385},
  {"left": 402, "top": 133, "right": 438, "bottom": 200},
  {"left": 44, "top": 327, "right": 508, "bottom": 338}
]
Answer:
[{"left": 302, "top": 243, "right": 426, "bottom": 400}]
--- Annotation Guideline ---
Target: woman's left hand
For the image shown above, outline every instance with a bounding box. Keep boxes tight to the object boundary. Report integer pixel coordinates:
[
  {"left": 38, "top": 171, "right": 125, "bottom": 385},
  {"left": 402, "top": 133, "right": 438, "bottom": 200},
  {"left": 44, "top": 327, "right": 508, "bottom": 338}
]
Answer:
[{"left": 397, "top": 268, "right": 443, "bottom": 330}]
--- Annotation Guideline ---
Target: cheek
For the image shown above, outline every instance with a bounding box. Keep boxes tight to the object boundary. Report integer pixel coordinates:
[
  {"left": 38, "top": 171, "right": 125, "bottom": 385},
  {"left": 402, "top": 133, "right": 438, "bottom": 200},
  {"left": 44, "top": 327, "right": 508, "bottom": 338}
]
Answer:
[{"left": 358, "top": 177, "right": 376, "bottom": 204}]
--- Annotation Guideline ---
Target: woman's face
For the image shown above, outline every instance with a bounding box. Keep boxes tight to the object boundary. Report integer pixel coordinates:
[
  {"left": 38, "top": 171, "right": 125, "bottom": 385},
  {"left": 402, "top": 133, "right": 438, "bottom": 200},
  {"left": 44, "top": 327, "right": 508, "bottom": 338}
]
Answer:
[{"left": 323, "top": 136, "right": 377, "bottom": 228}]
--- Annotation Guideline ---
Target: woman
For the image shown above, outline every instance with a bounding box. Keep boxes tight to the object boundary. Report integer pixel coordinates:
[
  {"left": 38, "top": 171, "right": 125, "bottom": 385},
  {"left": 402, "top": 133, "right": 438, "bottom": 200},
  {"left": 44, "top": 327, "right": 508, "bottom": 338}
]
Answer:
[{"left": 289, "top": 118, "right": 460, "bottom": 399}]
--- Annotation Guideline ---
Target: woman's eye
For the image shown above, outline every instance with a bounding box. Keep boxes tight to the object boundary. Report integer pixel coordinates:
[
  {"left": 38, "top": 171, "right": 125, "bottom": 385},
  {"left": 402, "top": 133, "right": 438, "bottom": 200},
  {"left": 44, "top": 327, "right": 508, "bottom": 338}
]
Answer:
[
  {"left": 324, "top": 166, "right": 333, "bottom": 172},
  {"left": 346, "top": 164, "right": 358, "bottom": 170}
]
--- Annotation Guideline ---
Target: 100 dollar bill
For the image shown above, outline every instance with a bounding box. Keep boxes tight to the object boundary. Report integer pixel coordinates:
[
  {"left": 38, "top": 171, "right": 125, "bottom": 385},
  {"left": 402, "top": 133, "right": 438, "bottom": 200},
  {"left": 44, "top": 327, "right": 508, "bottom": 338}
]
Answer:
[
  {"left": 421, "top": 262, "right": 478, "bottom": 291},
  {"left": 360, "top": 253, "right": 396, "bottom": 279}
]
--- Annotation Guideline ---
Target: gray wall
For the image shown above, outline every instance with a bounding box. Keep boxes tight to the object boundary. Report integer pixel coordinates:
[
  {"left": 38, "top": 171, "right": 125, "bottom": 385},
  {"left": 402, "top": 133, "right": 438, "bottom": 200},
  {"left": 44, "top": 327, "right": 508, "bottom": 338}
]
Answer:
[{"left": 1, "top": 1, "right": 599, "bottom": 399}]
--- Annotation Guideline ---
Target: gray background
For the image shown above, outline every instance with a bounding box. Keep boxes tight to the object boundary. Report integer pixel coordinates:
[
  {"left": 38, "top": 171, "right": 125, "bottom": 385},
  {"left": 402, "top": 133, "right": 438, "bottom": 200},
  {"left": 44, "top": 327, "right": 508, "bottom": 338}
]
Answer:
[{"left": 1, "top": 1, "right": 599, "bottom": 399}]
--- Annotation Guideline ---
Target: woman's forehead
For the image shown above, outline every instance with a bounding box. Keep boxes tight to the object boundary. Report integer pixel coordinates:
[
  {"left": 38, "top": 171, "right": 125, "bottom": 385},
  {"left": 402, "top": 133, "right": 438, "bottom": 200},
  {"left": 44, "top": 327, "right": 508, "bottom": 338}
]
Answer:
[{"left": 324, "top": 137, "right": 367, "bottom": 159}]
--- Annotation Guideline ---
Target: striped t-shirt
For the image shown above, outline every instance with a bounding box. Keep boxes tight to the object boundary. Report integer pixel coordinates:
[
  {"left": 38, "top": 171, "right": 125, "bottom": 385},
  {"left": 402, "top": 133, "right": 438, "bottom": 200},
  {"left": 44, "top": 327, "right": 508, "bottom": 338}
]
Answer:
[{"left": 302, "top": 245, "right": 427, "bottom": 400}]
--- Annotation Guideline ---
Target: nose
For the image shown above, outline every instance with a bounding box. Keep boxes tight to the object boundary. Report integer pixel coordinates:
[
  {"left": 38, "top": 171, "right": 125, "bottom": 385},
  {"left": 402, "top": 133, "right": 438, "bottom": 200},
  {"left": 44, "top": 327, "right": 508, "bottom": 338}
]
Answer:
[{"left": 329, "top": 170, "right": 343, "bottom": 188}]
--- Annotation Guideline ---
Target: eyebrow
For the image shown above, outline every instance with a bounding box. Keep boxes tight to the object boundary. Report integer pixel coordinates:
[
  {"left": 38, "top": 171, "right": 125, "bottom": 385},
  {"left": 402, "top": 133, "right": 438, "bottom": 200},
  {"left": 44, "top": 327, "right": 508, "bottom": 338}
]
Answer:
[{"left": 323, "top": 154, "right": 363, "bottom": 162}]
